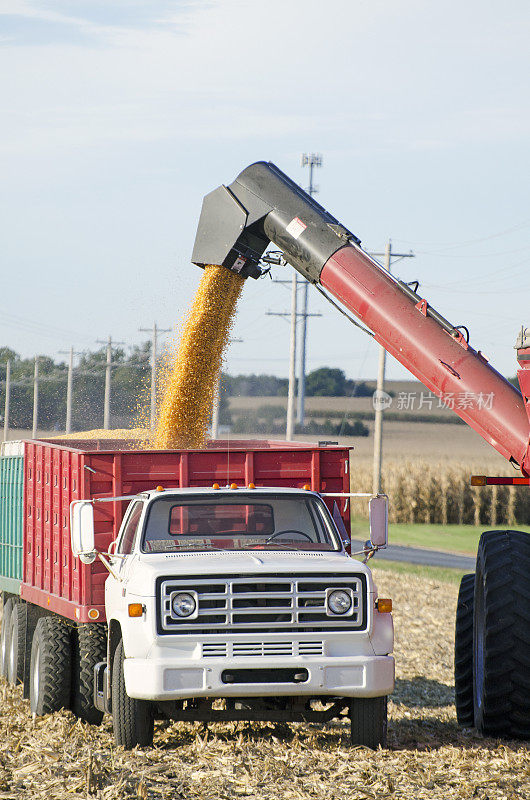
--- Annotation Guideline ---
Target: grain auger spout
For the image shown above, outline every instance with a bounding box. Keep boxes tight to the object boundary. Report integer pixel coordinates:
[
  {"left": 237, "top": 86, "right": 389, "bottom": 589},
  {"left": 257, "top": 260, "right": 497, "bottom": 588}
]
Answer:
[{"left": 192, "top": 160, "right": 530, "bottom": 475}]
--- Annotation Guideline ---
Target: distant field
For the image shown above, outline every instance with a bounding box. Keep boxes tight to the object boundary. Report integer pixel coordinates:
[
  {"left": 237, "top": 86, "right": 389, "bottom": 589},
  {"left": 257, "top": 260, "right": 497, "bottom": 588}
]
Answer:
[{"left": 226, "top": 393, "right": 508, "bottom": 464}]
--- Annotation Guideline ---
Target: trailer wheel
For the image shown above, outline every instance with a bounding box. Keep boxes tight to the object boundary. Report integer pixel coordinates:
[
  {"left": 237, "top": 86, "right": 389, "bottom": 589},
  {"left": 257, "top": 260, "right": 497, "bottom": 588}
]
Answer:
[
  {"left": 454, "top": 573, "right": 475, "bottom": 727},
  {"left": 0, "top": 597, "right": 15, "bottom": 679},
  {"left": 71, "top": 623, "right": 107, "bottom": 725},
  {"left": 473, "top": 530, "right": 530, "bottom": 739},
  {"left": 7, "top": 601, "right": 26, "bottom": 686},
  {"left": 30, "top": 616, "right": 72, "bottom": 715},
  {"left": 112, "top": 639, "right": 153, "bottom": 749},
  {"left": 350, "top": 696, "right": 387, "bottom": 749}
]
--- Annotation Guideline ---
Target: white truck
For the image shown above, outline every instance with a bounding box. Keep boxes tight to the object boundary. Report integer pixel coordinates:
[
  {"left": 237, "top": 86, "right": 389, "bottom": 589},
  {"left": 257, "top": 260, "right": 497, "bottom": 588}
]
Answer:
[{"left": 72, "top": 485, "right": 394, "bottom": 749}]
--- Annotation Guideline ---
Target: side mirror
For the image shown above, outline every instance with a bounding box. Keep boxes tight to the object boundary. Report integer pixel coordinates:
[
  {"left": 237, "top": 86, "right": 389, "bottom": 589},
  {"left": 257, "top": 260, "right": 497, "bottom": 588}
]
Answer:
[
  {"left": 369, "top": 495, "right": 388, "bottom": 548},
  {"left": 70, "top": 501, "right": 97, "bottom": 564}
]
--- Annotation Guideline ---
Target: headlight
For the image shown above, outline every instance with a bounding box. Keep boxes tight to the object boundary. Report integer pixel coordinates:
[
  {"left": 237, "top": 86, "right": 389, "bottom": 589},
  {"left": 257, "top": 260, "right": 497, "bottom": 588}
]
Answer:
[
  {"left": 171, "top": 592, "right": 197, "bottom": 618},
  {"left": 328, "top": 589, "right": 352, "bottom": 615}
]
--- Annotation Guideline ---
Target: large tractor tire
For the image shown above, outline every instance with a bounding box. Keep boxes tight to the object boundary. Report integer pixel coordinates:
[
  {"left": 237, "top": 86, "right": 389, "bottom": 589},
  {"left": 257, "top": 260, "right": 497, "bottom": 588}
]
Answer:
[
  {"left": 0, "top": 597, "right": 15, "bottom": 679},
  {"left": 7, "top": 601, "right": 27, "bottom": 686},
  {"left": 454, "top": 573, "right": 475, "bottom": 727},
  {"left": 30, "top": 616, "right": 72, "bottom": 716},
  {"left": 473, "top": 530, "right": 530, "bottom": 739},
  {"left": 71, "top": 623, "right": 107, "bottom": 725},
  {"left": 112, "top": 639, "right": 154, "bottom": 749},
  {"left": 350, "top": 696, "right": 387, "bottom": 749}
]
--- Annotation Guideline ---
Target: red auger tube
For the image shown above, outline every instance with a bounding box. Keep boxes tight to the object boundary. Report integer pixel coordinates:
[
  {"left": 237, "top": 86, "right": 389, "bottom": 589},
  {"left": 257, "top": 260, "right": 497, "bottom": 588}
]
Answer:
[{"left": 320, "top": 244, "right": 530, "bottom": 474}]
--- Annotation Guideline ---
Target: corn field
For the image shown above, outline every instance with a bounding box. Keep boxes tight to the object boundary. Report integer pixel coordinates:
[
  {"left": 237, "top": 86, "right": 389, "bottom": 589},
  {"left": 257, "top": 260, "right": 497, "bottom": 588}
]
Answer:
[{"left": 350, "top": 460, "right": 530, "bottom": 526}]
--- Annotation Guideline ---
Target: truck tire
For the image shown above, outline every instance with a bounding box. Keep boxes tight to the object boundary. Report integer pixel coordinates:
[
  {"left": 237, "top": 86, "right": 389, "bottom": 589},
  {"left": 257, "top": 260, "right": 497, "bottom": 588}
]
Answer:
[
  {"left": 350, "top": 696, "right": 387, "bottom": 748},
  {"left": 30, "top": 616, "right": 72, "bottom": 716},
  {"left": 71, "top": 623, "right": 107, "bottom": 725},
  {"left": 0, "top": 597, "right": 15, "bottom": 679},
  {"left": 454, "top": 573, "right": 475, "bottom": 727},
  {"left": 112, "top": 639, "right": 154, "bottom": 749},
  {"left": 473, "top": 530, "right": 530, "bottom": 739},
  {"left": 7, "top": 601, "right": 26, "bottom": 686}
]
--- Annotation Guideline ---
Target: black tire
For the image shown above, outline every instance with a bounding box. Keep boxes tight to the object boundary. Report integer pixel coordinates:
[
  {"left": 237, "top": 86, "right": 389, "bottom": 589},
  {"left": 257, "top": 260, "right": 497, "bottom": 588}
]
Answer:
[
  {"left": 350, "top": 696, "right": 387, "bottom": 749},
  {"left": 71, "top": 623, "right": 107, "bottom": 725},
  {"left": 30, "top": 616, "right": 72, "bottom": 715},
  {"left": 473, "top": 530, "right": 530, "bottom": 739},
  {"left": 7, "top": 601, "right": 27, "bottom": 686},
  {"left": 0, "top": 597, "right": 15, "bottom": 679},
  {"left": 454, "top": 573, "right": 475, "bottom": 727},
  {"left": 112, "top": 639, "right": 154, "bottom": 749}
]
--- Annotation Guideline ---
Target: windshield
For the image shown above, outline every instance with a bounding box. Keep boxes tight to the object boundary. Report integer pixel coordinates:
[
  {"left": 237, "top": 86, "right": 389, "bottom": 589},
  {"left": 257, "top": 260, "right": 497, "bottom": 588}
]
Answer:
[{"left": 141, "top": 493, "right": 341, "bottom": 553}]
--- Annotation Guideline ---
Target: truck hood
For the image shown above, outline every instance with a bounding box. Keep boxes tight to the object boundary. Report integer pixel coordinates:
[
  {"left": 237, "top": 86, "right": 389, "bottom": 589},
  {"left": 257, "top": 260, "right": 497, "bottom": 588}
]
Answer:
[{"left": 126, "top": 550, "right": 370, "bottom": 597}]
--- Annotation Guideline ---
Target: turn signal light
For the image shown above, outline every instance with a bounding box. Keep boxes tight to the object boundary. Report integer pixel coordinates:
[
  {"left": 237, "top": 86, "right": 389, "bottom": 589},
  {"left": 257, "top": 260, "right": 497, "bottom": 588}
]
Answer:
[
  {"left": 471, "top": 475, "right": 487, "bottom": 486},
  {"left": 128, "top": 603, "right": 143, "bottom": 617},
  {"left": 376, "top": 599, "right": 392, "bottom": 613}
]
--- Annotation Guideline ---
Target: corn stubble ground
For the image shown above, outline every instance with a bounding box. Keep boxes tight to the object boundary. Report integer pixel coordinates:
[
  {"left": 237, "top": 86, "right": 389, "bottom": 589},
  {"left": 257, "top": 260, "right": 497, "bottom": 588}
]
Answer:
[{"left": 0, "top": 570, "right": 528, "bottom": 800}]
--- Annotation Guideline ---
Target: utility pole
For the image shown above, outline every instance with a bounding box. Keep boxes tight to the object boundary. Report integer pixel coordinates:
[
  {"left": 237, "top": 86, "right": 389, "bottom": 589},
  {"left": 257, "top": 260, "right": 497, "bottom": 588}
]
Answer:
[
  {"left": 286, "top": 272, "right": 298, "bottom": 440},
  {"left": 104, "top": 337, "right": 112, "bottom": 430},
  {"left": 370, "top": 241, "right": 415, "bottom": 494},
  {"left": 66, "top": 346, "right": 74, "bottom": 434},
  {"left": 3, "top": 360, "right": 10, "bottom": 442},
  {"left": 59, "top": 346, "right": 84, "bottom": 434},
  {"left": 298, "top": 153, "right": 322, "bottom": 426},
  {"left": 267, "top": 286, "right": 320, "bottom": 440},
  {"left": 139, "top": 323, "right": 171, "bottom": 427},
  {"left": 267, "top": 272, "right": 298, "bottom": 442},
  {"left": 96, "top": 336, "right": 125, "bottom": 430},
  {"left": 267, "top": 278, "right": 299, "bottom": 440},
  {"left": 32, "top": 356, "right": 39, "bottom": 439},
  {"left": 211, "top": 337, "right": 242, "bottom": 440}
]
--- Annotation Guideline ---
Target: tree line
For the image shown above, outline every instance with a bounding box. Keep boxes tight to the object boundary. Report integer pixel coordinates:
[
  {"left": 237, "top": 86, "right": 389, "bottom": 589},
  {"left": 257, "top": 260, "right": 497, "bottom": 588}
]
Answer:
[{"left": 0, "top": 346, "right": 374, "bottom": 432}]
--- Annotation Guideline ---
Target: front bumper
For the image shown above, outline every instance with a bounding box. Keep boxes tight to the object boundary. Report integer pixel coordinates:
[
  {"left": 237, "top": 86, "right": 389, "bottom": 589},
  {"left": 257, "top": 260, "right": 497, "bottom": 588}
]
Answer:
[{"left": 124, "top": 655, "right": 395, "bottom": 701}]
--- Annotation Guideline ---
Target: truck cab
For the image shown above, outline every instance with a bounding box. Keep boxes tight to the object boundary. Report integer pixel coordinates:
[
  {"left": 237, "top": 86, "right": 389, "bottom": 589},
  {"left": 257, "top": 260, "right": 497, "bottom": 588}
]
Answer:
[{"left": 77, "top": 485, "right": 394, "bottom": 748}]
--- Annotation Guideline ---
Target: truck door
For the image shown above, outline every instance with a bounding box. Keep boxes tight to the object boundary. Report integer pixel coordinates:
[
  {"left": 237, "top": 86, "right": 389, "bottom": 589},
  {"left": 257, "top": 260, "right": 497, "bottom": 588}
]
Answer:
[
  {"left": 116, "top": 500, "right": 144, "bottom": 575},
  {"left": 106, "top": 500, "right": 145, "bottom": 613}
]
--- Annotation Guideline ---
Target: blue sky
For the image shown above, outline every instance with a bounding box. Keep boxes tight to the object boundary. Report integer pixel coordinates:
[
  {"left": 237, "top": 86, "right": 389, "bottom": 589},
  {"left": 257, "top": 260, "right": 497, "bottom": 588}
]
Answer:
[{"left": 1, "top": 0, "right": 529, "bottom": 382}]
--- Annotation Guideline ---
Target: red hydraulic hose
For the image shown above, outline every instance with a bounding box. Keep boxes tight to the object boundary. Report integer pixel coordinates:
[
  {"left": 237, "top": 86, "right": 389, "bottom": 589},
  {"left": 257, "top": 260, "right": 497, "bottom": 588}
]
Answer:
[{"left": 320, "top": 244, "right": 530, "bottom": 474}]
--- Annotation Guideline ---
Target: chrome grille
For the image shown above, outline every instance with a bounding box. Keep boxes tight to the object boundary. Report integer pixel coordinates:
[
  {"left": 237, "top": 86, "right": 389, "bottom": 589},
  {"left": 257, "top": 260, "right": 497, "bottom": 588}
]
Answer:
[
  {"left": 157, "top": 573, "right": 366, "bottom": 635},
  {"left": 202, "top": 640, "right": 324, "bottom": 658}
]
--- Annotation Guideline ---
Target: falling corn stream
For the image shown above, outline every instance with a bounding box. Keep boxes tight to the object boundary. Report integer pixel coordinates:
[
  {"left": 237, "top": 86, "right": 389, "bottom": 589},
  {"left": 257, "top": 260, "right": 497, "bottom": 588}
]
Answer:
[{"left": 152, "top": 265, "right": 245, "bottom": 449}]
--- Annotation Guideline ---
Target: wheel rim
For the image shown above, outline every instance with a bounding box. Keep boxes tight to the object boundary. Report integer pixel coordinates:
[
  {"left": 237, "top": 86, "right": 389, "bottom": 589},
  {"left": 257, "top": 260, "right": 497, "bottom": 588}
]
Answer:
[
  {"left": 32, "top": 640, "right": 40, "bottom": 706},
  {"left": 474, "top": 575, "right": 485, "bottom": 713}
]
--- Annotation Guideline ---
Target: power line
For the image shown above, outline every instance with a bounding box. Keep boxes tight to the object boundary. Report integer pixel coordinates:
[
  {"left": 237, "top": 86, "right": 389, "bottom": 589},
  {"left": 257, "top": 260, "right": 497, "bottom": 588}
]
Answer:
[{"left": 393, "top": 218, "right": 530, "bottom": 249}]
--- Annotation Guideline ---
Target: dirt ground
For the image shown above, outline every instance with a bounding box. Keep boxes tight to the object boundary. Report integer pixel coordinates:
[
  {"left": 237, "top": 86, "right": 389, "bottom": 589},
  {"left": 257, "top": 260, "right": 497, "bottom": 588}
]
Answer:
[{"left": 0, "top": 569, "right": 528, "bottom": 799}]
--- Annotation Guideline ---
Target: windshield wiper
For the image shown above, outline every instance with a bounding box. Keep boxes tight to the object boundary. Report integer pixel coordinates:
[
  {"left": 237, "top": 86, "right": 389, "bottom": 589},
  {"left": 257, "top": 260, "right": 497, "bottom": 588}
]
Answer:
[{"left": 240, "top": 543, "right": 305, "bottom": 551}]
